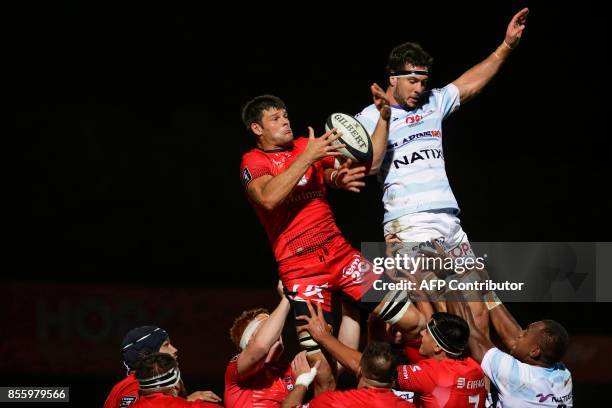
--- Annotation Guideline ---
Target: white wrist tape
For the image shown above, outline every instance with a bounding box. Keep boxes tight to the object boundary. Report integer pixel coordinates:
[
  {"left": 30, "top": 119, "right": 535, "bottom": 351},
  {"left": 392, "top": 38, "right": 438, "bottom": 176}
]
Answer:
[
  {"left": 484, "top": 291, "right": 502, "bottom": 310},
  {"left": 295, "top": 366, "right": 318, "bottom": 388}
]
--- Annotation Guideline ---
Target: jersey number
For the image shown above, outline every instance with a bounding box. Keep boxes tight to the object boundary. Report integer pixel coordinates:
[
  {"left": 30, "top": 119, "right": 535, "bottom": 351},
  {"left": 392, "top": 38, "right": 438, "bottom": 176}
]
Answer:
[{"left": 468, "top": 395, "right": 480, "bottom": 408}]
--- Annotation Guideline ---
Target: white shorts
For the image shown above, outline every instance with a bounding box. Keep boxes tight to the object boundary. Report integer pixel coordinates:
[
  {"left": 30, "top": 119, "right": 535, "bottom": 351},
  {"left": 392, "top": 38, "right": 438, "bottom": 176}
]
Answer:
[{"left": 383, "top": 210, "right": 474, "bottom": 258}]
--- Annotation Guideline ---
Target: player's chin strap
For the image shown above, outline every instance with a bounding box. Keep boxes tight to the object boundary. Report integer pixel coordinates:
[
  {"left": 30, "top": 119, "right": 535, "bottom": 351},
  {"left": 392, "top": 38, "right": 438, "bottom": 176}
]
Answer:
[{"left": 389, "top": 68, "right": 429, "bottom": 78}]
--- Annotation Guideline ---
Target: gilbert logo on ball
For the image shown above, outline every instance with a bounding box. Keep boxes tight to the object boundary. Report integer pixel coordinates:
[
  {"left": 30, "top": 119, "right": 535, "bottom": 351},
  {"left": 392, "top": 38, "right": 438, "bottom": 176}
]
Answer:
[{"left": 325, "top": 113, "right": 373, "bottom": 164}]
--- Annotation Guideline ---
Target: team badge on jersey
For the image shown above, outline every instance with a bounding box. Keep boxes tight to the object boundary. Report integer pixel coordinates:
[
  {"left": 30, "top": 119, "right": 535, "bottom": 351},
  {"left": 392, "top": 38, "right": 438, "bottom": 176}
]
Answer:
[
  {"left": 120, "top": 395, "right": 137, "bottom": 407},
  {"left": 242, "top": 167, "right": 252, "bottom": 186},
  {"left": 283, "top": 375, "right": 294, "bottom": 391},
  {"left": 392, "top": 389, "right": 415, "bottom": 402}
]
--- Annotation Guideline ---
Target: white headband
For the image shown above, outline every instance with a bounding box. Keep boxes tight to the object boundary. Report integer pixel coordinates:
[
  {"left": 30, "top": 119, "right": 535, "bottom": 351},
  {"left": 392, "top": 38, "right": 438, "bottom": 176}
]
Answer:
[
  {"left": 138, "top": 367, "right": 181, "bottom": 390},
  {"left": 389, "top": 68, "right": 429, "bottom": 78},
  {"left": 239, "top": 317, "right": 265, "bottom": 350},
  {"left": 426, "top": 320, "right": 463, "bottom": 356}
]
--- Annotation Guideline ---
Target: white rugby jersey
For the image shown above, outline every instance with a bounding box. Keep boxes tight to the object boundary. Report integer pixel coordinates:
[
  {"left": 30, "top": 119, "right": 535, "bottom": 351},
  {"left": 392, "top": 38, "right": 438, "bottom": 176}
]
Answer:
[
  {"left": 482, "top": 348, "right": 573, "bottom": 407},
  {"left": 356, "top": 83, "right": 460, "bottom": 225}
]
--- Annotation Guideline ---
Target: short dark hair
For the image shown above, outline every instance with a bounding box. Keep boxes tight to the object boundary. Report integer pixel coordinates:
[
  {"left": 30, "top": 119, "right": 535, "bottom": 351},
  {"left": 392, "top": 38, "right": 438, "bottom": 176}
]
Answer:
[
  {"left": 360, "top": 341, "right": 396, "bottom": 385},
  {"left": 430, "top": 312, "right": 470, "bottom": 358},
  {"left": 241, "top": 95, "right": 287, "bottom": 132},
  {"left": 387, "top": 42, "right": 434, "bottom": 75},
  {"left": 538, "top": 320, "right": 569, "bottom": 364},
  {"left": 134, "top": 352, "right": 177, "bottom": 383}
]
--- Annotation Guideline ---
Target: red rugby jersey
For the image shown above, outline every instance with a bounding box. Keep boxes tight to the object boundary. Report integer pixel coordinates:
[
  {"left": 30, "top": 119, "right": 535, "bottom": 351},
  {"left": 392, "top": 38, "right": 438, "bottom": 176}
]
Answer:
[
  {"left": 396, "top": 357, "right": 486, "bottom": 408},
  {"left": 103, "top": 372, "right": 139, "bottom": 408},
  {"left": 224, "top": 354, "right": 295, "bottom": 408},
  {"left": 240, "top": 137, "right": 340, "bottom": 261},
  {"left": 129, "top": 393, "right": 221, "bottom": 408},
  {"left": 304, "top": 387, "right": 416, "bottom": 407}
]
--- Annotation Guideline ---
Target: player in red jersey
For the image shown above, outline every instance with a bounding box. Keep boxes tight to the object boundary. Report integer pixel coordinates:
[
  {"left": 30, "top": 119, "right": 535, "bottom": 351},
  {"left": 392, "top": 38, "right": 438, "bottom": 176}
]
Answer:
[
  {"left": 224, "top": 291, "right": 298, "bottom": 408},
  {"left": 240, "top": 94, "right": 427, "bottom": 389},
  {"left": 395, "top": 313, "right": 486, "bottom": 408},
  {"left": 130, "top": 353, "right": 221, "bottom": 408},
  {"left": 103, "top": 326, "right": 221, "bottom": 408},
  {"left": 281, "top": 342, "right": 415, "bottom": 408},
  {"left": 298, "top": 302, "right": 486, "bottom": 408}
]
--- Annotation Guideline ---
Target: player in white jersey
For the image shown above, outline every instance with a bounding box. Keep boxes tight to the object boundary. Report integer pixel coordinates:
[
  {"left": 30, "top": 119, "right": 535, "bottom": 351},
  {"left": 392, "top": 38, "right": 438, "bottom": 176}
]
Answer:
[
  {"left": 356, "top": 7, "right": 529, "bottom": 331},
  {"left": 448, "top": 293, "right": 573, "bottom": 407},
  {"left": 357, "top": 7, "right": 528, "bottom": 246}
]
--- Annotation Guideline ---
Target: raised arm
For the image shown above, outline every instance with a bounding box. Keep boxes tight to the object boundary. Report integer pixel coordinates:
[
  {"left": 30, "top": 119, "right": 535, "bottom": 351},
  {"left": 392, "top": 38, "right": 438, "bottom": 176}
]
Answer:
[
  {"left": 281, "top": 352, "right": 320, "bottom": 408},
  {"left": 368, "top": 83, "right": 391, "bottom": 175},
  {"left": 296, "top": 301, "right": 363, "bottom": 376},
  {"left": 247, "top": 128, "right": 344, "bottom": 210},
  {"left": 446, "top": 291, "right": 494, "bottom": 363},
  {"left": 452, "top": 8, "right": 529, "bottom": 104},
  {"left": 237, "top": 296, "right": 291, "bottom": 375},
  {"left": 486, "top": 295, "right": 523, "bottom": 350}
]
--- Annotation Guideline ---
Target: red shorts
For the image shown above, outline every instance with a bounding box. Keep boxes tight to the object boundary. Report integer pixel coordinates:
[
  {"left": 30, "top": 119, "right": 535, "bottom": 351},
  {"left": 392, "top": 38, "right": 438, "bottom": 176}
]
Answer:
[{"left": 278, "top": 236, "right": 378, "bottom": 313}]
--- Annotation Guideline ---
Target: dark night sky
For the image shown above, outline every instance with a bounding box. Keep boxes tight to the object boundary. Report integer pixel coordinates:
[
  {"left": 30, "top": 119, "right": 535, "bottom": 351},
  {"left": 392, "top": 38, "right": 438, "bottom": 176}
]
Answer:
[
  {"left": 4, "top": 2, "right": 611, "bottom": 406},
  {"left": 7, "top": 2, "right": 607, "bottom": 286}
]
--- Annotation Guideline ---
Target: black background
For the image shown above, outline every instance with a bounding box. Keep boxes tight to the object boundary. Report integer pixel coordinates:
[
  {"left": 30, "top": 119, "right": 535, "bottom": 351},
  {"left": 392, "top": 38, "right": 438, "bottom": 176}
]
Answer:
[{"left": 5, "top": 1, "right": 610, "bottom": 406}]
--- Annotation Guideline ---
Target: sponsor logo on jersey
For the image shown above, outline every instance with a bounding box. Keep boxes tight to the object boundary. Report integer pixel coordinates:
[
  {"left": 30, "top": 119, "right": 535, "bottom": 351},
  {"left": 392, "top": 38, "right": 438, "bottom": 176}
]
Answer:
[
  {"left": 405, "top": 114, "right": 422, "bottom": 124},
  {"left": 285, "top": 190, "right": 324, "bottom": 205},
  {"left": 536, "top": 393, "right": 572, "bottom": 404},
  {"left": 242, "top": 167, "right": 252, "bottom": 185},
  {"left": 466, "top": 378, "right": 485, "bottom": 389},
  {"left": 536, "top": 393, "right": 554, "bottom": 402},
  {"left": 404, "top": 110, "right": 435, "bottom": 127},
  {"left": 283, "top": 375, "right": 294, "bottom": 391},
  {"left": 392, "top": 389, "right": 415, "bottom": 402},
  {"left": 392, "top": 149, "right": 443, "bottom": 169},
  {"left": 389, "top": 130, "right": 441, "bottom": 150},
  {"left": 342, "top": 254, "right": 369, "bottom": 283},
  {"left": 120, "top": 396, "right": 137, "bottom": 407},
  {"left": 290, "top": 283, "right": 329, "bottom": 303}
]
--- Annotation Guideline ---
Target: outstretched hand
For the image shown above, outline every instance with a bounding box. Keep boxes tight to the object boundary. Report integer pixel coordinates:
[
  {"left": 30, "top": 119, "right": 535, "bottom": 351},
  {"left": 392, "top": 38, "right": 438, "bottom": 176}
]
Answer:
[
  {"left": 295, "top": 301, "right": 333, "bottom": 342},
  {"left": 335, "top": 158, "right": 366, "bottom": 193},
  {"left": 291, "top": 351, "right": 321, "bottom": 377},
  {"left": 187, "top": 390, "right": 222, "bottom": 403},
  {"left": 303, "top": 126, "right": 346, "bottom": 164},
  {"left": 505, "top": 8, "right": 529, "bottom": 49},
  {"left": 371, "top": 83, "right": 391, "bottom": 121}
]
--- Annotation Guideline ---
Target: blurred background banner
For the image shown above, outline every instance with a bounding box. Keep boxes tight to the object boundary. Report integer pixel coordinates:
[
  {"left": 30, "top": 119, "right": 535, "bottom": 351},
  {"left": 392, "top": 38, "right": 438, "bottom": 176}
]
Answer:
[
  {"left": 2, "top": 283, "right": 611, "bottom": 383},
  {"left": 1, "top": 284, "right": 277, "bottom": 378}
]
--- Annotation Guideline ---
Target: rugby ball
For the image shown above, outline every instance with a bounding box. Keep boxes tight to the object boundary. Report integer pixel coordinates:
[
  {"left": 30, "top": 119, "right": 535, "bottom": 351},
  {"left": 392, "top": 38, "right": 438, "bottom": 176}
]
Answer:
[{"left": 325, "top": 113, "right": 373, "bottom": 164}]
